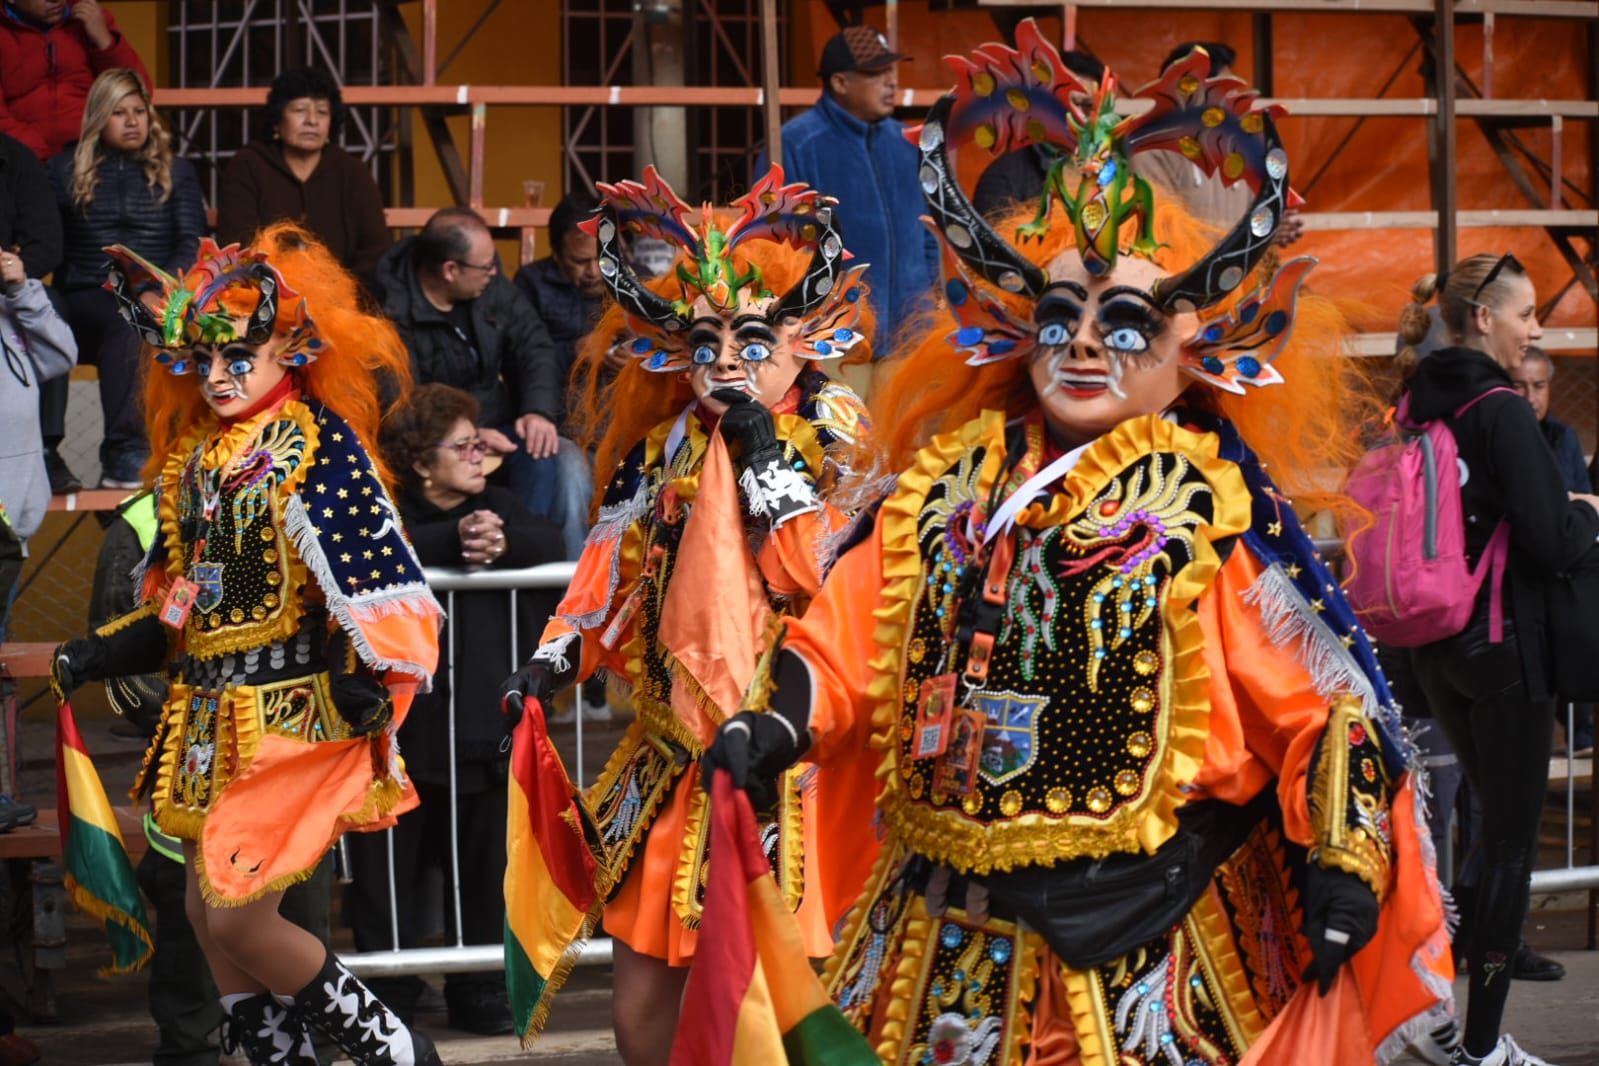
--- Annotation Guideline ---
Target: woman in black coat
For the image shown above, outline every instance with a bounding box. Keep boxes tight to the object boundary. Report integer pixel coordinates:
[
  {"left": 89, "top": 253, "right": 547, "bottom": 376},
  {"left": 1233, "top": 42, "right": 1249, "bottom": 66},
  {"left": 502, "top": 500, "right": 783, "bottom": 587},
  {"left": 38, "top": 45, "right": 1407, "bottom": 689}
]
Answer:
[
  {"left": 342, "top": 383, "right": 563, "bottom": 1035},
  {"left": 47, "top": 68, "right": 203, "bottom": 488},
  {"left": 1400, "top": 252, "right": 1599, "bottom": 1066}
]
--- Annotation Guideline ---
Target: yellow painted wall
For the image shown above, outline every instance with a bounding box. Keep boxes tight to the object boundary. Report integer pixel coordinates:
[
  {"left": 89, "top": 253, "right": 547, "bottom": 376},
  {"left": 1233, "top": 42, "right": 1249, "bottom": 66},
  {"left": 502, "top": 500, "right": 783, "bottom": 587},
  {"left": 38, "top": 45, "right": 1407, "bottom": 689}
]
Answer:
[
  {"left": 104, "top": 1, "right": 165, "bottom": 81},
  {"left": 399, "top": 1, "right": 565, "bottom": 265}
]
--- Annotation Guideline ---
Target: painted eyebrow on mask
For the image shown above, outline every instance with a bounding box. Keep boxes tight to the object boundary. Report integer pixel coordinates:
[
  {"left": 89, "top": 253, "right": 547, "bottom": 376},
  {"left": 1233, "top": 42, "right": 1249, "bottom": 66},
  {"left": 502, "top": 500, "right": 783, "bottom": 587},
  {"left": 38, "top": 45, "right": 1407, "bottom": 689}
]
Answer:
[
  {"left": 1098, "top": 285, "right": 1161, "bottom": 309},
  {"left": 687, "top": 320, "right": 725, "bottom": 348},
  {"left": 731, "top": 316, "right": 778, "bottom": 343}
]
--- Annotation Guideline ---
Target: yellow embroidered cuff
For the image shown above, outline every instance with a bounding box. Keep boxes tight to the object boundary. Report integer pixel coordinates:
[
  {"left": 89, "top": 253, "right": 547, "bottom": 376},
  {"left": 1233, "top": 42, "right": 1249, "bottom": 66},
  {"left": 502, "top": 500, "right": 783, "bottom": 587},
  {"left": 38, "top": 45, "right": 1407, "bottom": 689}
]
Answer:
[{"left": 1307, "top": 693, "right": 1394, "bottom": 901}]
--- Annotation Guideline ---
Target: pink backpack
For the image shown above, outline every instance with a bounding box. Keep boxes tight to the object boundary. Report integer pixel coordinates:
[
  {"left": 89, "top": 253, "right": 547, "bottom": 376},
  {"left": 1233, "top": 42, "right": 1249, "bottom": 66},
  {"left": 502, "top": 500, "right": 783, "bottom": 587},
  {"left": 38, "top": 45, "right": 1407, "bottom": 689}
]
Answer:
[{"left": 1343, "top": 388, "right": 1512, "bottom": 648}]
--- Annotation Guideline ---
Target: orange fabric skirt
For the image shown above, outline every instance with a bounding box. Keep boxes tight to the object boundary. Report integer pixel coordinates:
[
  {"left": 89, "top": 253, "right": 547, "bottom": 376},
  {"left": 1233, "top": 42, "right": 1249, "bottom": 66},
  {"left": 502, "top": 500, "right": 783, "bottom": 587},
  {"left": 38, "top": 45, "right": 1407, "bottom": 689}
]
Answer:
[{"left": 602, "top": 772, "right": 834, "bottom": 967}]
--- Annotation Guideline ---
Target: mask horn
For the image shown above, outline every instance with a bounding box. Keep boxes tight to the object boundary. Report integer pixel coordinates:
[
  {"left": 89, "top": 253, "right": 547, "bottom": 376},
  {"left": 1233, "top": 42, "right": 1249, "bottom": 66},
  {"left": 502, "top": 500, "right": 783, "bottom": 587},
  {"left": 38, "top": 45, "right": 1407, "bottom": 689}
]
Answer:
[
  {"left": 583, "top": 206, "right": 691, "bottom": 337},
  {"left": 912, "top": 94, "right": 1048, "bottom": 300}
]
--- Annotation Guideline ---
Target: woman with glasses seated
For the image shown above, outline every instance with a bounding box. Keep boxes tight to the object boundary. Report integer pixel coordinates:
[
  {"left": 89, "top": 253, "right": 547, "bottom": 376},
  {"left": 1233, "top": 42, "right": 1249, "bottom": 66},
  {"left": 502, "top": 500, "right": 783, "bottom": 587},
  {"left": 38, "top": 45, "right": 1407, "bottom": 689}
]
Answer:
[
  {"left": 1400, "top": 252, "right": 1599, "bottom": 1066},
  {"left": 341, "top": 382, "right": 563, "bottom": 1035}
]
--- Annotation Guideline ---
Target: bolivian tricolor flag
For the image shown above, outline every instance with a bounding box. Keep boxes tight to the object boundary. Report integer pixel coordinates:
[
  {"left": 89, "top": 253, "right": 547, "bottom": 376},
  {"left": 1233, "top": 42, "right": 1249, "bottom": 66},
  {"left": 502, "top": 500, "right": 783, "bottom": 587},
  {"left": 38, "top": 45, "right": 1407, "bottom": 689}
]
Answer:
[
  {"left": 55, "top": 700, "right": 152, "bottom": 974},
  {"left": 503, "top": 697, "right": 608, "bottom": 1045},
  {"left": 670, "top": 771, "right": 878, "bottom": 1065}
]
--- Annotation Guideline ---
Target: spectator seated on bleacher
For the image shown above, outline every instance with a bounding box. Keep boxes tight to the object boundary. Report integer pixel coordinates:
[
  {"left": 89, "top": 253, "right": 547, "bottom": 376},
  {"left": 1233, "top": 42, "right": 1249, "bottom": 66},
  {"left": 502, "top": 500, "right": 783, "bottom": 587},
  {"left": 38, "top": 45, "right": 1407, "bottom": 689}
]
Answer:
[
  {"left": 512, "top": 192, "right": 604, "bottom": 557},
  {"left": 47, "top": 68, "right": 203, "bottom": 490},
  {"left": 373, "top": 207, "right": 591, "bottom": 557},
  {"left": 217, "top": 65, "right": 391, "bottom": 285},
  {"left": 0, "top": 0, "right": 149, "bottom": 162}
]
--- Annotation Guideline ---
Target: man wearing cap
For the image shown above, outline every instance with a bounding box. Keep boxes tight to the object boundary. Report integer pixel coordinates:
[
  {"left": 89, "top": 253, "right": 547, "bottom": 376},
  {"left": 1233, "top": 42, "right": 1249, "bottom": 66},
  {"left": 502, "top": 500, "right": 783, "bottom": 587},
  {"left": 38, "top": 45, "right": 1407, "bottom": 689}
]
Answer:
[{"left": 758, "top": 25, "right": 938, "bottom": 385}]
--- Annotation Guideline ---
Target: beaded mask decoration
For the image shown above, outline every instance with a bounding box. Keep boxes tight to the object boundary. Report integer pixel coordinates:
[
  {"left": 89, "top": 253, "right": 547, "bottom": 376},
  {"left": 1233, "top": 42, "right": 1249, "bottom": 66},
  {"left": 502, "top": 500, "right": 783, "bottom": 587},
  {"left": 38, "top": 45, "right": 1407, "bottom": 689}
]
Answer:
[
  {"left": 911, "top": 19, "right": 1313, "bottom": 393},
  {"left": 579, "top": 165, "right": 870, "bottom": 372},
  {"left": 104, "top": 238, "right": 325, "bottom": 376}
]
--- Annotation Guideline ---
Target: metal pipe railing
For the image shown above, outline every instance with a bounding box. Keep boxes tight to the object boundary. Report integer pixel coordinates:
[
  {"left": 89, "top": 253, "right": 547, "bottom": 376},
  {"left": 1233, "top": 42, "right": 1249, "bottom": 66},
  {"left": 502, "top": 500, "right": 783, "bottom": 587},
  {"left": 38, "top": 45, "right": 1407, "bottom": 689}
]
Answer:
[{"left": 336, "top": 559, "right": 1599, "bottom": 982}]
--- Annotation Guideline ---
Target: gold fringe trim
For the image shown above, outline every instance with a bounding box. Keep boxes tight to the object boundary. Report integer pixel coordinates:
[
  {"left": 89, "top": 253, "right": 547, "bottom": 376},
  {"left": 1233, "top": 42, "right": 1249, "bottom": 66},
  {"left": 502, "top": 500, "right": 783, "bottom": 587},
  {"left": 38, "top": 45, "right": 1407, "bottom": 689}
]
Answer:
[
  {"left": 672, "top": 784, "right": 711, "bottom": 929},
  {"left": 581, "top": 720, "right": 685, "bottom": 888},
  {"left": 94, "top": 601, "right": 158, "bottom": 638},
  {"left": 63, "top": 872, "right": 153, "bottom": 976},
  {"left": 876, "top": 901, "right": 932, "bottom": 1064},
  {"left": 820, "top": 839, "right": 905, "bottom": 993},
  {"left": 633, "top": 693, "right": 709, "bottom": 759},
  {"left": 871, "top": 414, "right": 1253, "bottom": 872},
  {"left": 1004, "top": 931, "right": 1044, "bottom": 1066},
  {"left": 518, "top": 897, "right": 607, "bottom": 1048},
  {"left": 1061, "top": 959, "right": 1116, "bottom": 1066},
  {"left": 1186, "top": 886, "right": 1267, "bottom": 1051},
  {"left": 194, "top": 845, "right": 322, "bottom": 908}
]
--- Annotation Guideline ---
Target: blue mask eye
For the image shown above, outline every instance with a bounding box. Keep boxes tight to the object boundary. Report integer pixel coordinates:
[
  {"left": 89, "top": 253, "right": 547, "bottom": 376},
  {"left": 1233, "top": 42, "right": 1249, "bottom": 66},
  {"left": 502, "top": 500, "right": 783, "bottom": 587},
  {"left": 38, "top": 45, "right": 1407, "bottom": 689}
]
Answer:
[
  {"left": 741, "top": 341, "right": 772, "bottom": 362},
  {"left": 228, "top": 356, "right": 255, "bottom": 377},
  {"left": 1104, "top": 328, "right": 1149, "bottom": 353},
  {"left": 692, "top": 344, "right": 717, "bottom": 365},
  {"left": 1038, "top": 322, "right": 1070, "bottom": 347}
]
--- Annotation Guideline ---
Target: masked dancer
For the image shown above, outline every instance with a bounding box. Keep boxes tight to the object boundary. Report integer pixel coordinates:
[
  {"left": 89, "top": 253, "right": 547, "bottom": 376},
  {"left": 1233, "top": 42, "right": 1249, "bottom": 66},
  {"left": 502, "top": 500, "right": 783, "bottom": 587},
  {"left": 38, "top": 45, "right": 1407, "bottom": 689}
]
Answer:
[
  {"left": 707, "top": 23, "right": 1456, "bottom": 1066},
  {"left": 498, "top": 166, "right": 874, "bottom": 1064},
  {"left": 51, "top": 225, "right": 444, "bottom": 1066}
]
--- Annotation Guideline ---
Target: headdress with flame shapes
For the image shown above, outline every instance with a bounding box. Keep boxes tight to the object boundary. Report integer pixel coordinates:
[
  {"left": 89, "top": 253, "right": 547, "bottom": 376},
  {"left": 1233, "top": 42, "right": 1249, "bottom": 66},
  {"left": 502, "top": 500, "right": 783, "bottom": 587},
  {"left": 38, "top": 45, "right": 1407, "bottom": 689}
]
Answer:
[
  {"left": 104, "top": 238, "right": 325, "bottom": 376},
  {"left": 911, "top": 19, "right": 1314, "bottom": 394},
  {"left": 578, "top": 165, "right": 870, "bottom": 372}
]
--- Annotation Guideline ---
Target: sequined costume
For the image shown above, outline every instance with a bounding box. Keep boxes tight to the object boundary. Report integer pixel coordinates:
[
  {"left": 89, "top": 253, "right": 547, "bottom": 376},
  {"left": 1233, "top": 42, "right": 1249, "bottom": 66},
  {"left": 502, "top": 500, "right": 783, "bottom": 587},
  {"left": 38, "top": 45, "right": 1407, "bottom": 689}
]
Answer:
[
  {"left": 523, "top": 166, "right": 875, "bottom": 966},
  {"left": 721, "top": 23, "right": 1453, "bottom": 1066},
  {"left": 99, "top": 236, "right": 441, "bottom": 906}
]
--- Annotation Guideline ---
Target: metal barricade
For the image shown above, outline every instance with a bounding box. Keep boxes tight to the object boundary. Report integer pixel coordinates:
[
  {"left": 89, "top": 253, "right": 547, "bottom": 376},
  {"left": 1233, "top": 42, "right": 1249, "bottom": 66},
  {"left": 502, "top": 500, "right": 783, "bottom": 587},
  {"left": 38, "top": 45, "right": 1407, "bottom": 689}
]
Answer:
[
  {"left": 338, "top": 562, "right": 618, "bottom": 979},
  {"left": 339, "top": 558, "right": 1599, "bottom": 981}
]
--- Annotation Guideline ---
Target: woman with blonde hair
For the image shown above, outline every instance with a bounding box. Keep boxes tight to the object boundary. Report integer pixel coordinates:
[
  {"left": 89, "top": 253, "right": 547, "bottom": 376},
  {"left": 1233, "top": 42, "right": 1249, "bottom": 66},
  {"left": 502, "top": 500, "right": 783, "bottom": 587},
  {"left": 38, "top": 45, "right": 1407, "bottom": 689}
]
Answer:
[{"left": 46, "top": 67, "right": 203, "bottom": 489}]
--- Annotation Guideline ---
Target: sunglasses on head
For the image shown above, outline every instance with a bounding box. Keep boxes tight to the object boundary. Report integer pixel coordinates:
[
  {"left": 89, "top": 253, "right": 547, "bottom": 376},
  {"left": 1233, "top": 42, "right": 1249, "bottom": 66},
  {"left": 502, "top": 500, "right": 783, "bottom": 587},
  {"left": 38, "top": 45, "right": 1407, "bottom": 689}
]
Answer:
[{"left": 1471, "top": 252, "right": 1524, "bottom": 304}]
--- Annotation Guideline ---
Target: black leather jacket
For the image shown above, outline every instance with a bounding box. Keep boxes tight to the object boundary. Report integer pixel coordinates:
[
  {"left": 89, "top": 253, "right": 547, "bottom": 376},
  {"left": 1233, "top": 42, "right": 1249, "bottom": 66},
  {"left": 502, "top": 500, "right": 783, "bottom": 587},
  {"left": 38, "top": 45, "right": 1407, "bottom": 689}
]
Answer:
[{"left": 47, "top": 147, "right": 205, "bottom": 291}]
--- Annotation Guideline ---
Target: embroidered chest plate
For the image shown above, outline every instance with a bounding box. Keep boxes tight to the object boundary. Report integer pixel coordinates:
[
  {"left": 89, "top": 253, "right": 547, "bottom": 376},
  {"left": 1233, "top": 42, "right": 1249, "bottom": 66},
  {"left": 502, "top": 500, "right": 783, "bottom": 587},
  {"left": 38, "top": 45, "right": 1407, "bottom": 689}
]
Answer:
[
  {"left": 171, "top": 413, "right": 310, "bottom": 658},
  {"left": 889, "top": 442, "right": 1225, "bottom": 872}
]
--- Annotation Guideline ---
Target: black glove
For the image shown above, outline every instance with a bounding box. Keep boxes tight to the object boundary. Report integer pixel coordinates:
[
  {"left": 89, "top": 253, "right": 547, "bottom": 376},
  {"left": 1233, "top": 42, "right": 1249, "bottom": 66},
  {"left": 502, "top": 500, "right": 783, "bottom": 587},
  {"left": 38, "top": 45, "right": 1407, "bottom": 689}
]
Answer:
[
  {"left": 710, "top": 388, "right": 780, "bottom": 467},
  {"left": 1300, "top": 863, "right": 1380, "bottom": 995},
  {"left": 51, "top": 637, "right": 108, "bottom": 702},
  {"left": 328, "top": 670, "right": 393, "bottom": 736},
  {"left": 51, "top": 611, "right": 169, "bottom": 703},
  {"left": 498, "top": 662, "right": 555, "bottom": 735},
  {"left": 499, "top": 634, "right": 582, "bottom": 733},
  {"left": 324, "top": 626, "right": 392, "bottom": 736},
  {"left": 702, "top": 710, "right": 805, "bottom": 811}
]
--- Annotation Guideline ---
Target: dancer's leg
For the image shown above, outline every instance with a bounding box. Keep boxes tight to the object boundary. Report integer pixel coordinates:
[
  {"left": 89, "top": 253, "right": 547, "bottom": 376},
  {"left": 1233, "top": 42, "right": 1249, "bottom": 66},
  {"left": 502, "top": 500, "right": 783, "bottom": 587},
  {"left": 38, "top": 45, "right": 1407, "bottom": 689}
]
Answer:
[{"left": 611, "top": 939, "right": 689, "bottom": 1066}]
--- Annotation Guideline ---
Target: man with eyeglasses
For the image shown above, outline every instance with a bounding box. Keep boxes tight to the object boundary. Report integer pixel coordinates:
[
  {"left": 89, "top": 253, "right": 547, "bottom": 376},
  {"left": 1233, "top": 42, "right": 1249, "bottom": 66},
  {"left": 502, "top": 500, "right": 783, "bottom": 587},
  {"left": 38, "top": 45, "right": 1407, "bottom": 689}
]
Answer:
[{"left": 375, "top": 206, "right": 589, "bottom": 546}]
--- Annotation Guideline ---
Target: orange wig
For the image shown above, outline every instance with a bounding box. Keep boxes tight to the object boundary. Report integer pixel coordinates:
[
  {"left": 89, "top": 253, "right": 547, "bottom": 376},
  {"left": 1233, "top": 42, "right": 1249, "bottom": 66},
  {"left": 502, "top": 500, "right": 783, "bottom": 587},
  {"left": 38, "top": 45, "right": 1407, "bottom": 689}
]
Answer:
[
  {"left": 571, "top": 219, "right": 876, "bottom": 504},
  {"left": 140, "top": 223, "right": 412, "bottom": 486},
  {"left": 869, "top": 193, "right": 1380, "bottom": 516}
]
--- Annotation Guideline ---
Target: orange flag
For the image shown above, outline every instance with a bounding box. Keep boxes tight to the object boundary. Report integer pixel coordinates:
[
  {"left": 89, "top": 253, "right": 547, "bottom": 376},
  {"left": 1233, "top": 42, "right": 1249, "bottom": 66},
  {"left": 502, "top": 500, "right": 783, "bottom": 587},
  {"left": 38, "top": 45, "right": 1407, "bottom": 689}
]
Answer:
[{"left": 660, "top": 432, "right": 772, "bottom": 744}]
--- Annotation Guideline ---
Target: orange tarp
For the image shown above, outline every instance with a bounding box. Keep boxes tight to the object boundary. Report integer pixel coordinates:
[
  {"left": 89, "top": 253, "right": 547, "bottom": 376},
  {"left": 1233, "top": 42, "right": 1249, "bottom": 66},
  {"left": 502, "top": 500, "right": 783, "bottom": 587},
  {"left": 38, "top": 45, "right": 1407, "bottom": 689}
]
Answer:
[{"left": 794, "top": 3, "right": 1594, "bottom": 338}]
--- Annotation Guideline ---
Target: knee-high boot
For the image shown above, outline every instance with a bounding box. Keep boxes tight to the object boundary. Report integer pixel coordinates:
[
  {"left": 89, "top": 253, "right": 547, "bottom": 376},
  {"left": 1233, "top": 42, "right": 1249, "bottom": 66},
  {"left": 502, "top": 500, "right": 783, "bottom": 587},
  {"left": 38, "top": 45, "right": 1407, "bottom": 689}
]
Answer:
[
  {"left": 222, "top": 992, "right": 319, "bottom": 1065},
  {"left": 293, "top": 952, "right": 443, "bottom": 1066}
]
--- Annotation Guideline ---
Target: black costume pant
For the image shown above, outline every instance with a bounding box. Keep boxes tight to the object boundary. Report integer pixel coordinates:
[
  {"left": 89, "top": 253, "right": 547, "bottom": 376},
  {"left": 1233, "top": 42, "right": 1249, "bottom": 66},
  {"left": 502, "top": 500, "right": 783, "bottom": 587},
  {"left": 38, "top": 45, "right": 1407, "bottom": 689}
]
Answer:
[
  {"left": 136, "top": 849, "right": 333, "bottom": 1066},
  {"left": 40, "top": 287, "right": 147, "bottom": 472},
  {"left": 1413, "top": 621, "right": 1553, "bottom": 1058},
  {"left": 342, "top": 775, "right": 508, "bottom": 1020}
]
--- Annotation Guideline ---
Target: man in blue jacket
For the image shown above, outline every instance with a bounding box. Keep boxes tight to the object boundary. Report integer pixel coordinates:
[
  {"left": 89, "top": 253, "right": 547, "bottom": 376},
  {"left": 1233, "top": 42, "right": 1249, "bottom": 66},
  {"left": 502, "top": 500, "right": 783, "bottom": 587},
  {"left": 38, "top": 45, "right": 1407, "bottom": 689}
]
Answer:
[{"left": 759, "top": 26, "right": 938, "bottom": 380}]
